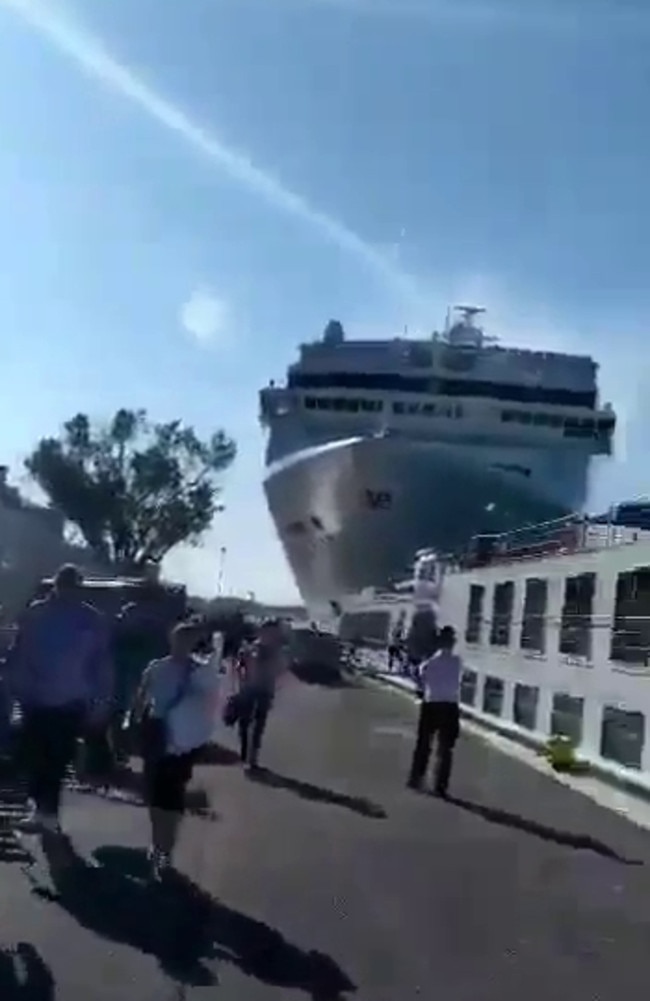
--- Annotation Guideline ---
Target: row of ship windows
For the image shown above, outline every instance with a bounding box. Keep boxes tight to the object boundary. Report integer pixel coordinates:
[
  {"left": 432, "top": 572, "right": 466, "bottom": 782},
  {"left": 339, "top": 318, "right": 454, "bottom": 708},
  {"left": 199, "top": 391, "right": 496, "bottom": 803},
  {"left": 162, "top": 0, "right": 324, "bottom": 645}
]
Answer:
[
  {"left": 466, "top": 566, "right": 650, "bottom": 666},
  {"left": 502, "top": 410, "right": 615, "bottom": 435},
  {"left": 461, "top": 674, "right": 644, "bottom": 770},
  {"left": 290, "top": 371, "right": 597, "bottom": 409},
  {"left": 303, "top": 396, "right": 463, "bottom": 418},
  {"left": 303, "top": 395, "right": 615, "bottom": 435}
]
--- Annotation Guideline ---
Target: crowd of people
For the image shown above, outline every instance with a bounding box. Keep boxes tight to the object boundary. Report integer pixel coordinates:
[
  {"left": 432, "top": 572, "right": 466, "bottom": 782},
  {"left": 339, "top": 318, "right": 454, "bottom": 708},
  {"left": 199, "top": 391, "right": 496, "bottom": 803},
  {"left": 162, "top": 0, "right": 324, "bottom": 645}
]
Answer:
[
  {"left": 0, "top": 560, "right": 466, "bottom": 878},
  {"left": 0, "top": 563, "right": 288, "bottom": 880}
]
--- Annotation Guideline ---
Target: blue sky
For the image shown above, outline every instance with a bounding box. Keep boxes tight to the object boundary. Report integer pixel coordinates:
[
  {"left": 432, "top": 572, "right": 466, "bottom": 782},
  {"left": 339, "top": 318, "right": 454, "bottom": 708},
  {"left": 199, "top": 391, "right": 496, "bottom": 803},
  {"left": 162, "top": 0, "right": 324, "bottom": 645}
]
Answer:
[{"left": 0, "top": 0, "right": 649, "bottom": 603}]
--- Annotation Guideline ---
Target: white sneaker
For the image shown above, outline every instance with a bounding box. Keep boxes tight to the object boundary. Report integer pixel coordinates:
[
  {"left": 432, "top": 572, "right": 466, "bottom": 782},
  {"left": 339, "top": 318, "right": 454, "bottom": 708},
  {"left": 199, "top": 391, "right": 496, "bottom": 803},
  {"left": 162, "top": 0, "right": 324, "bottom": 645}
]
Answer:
[{"left": 149, "top": 848, "right": 171, "bottom": 880}]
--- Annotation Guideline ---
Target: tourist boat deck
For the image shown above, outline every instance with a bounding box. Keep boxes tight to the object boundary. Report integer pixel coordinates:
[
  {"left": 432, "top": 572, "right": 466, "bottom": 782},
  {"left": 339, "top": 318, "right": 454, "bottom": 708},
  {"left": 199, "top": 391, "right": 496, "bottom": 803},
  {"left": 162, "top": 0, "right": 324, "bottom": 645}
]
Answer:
[{"left": 436, "top": 504, "right": 650, "bottom": 777}]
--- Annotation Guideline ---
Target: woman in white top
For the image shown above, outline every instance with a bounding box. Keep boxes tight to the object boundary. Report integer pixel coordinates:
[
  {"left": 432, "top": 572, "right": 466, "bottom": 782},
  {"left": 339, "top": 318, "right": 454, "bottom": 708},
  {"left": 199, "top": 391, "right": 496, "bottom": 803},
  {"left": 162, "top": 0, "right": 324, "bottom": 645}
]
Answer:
[{"left": 131, "top": 622, "right": 220, "bottom": 877}]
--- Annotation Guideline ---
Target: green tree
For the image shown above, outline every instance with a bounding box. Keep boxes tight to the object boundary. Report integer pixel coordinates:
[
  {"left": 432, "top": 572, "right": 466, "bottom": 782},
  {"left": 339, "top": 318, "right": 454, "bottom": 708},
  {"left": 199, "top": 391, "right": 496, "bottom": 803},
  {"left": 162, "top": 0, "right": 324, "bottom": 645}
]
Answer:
[{"left": 25, "top": 409, "right": 236, "bottom": 568}]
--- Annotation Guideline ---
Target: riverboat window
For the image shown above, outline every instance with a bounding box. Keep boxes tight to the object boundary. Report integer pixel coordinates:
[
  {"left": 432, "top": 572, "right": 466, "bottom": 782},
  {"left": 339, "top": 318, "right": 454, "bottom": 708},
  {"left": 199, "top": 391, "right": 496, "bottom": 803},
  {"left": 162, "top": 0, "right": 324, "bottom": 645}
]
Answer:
[
  {"left": 482, "top": 676, "right": 504, "bottom": 716},
  {"left": 460, "top": 669, "right": 478, "bottom": 707},
  {"left": 360, "top": 399, "right": 383, "bottom": 413},
  {"left": 465, "top": 584, "right": 485, "bottom": 644},
  {"left": 520, "top": 577, "right": 548, "bottom": 653},
  {"left": 513, "top": 684, "right": 539, "bottom": 730},
  {"left": 490, "top": 580, "right": 514, "bottom": 646},
  {"left": 610, "top": 568, "right": 650, "bottom": 667},
  {"left": 600, "top": 706, "right": 644, "bottom": 770},
  {"left": 305, "top": 396, "right": 318, "bottom": 409},
  {"left": 393, "top": 401, "right": 405, "bottom": 415},
  {"left": 559, "top": 572, "right": 595, "bottom": 658},
  {"left": 316, "top": 398, "right": 331, "bottom": 410},
  {"left": 550, "top": 693, "right": 584, "bottom": 746},
  {"left": 339, "top": 610, "right": 391, "bottom": 646}
]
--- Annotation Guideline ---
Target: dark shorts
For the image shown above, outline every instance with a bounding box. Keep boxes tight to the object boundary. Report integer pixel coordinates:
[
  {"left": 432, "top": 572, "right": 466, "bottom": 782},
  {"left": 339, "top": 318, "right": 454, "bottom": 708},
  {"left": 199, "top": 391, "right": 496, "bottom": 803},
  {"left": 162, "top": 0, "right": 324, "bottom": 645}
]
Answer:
[{"left": 144, "top": 750, "right": 197, "bottom": 813}]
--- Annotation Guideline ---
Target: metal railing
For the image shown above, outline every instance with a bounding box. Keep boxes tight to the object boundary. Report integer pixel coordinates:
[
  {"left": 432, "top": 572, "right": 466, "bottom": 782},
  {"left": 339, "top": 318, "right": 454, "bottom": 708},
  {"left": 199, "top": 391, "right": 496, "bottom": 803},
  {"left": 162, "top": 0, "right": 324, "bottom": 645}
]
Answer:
[{"left": 446, "top": 511, "right": 650, "bottom": 572}]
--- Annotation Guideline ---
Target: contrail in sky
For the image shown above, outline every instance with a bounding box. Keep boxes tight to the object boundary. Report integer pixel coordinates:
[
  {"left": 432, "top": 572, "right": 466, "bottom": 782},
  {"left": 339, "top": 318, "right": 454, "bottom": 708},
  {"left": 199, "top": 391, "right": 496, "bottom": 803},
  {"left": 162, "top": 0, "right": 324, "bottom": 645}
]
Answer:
[{"left": 1, "top": 0, "right": 425, "bottom": 307}]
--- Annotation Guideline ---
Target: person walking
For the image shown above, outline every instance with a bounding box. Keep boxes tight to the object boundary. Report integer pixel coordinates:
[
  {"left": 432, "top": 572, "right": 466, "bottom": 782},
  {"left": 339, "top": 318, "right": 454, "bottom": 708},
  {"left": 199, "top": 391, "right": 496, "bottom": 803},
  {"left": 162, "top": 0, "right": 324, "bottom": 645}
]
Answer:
[
  {"left": 407, "top": 625, "right": 462, "bottom": 799},
  {"left": 236, "top": 618, "right": 286, "bottom": 772},
  {"left": 130, "top": 622, "right": 220, "bottom": 879},
  {"left": 110, "top": 592, "right": 173, "bottom": 764},
  {"left": 7, "top": 564, "right": 113, "bottom": 833}
]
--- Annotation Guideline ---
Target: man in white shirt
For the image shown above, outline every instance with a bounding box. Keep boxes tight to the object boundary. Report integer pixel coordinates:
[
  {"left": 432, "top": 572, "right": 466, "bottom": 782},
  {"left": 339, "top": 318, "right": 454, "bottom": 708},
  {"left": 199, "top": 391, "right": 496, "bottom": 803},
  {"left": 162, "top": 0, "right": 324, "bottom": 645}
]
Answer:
[{"left": 407, "top": 625, "right": 462, "bottom": 798}]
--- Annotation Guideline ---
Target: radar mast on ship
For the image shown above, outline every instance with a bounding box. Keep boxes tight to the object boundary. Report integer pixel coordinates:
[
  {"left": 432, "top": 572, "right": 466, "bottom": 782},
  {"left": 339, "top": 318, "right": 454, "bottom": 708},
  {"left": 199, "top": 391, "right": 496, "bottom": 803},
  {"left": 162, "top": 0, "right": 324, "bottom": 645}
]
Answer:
[{"left": 445, "top": 305, "right": 487, "bottom": 348}]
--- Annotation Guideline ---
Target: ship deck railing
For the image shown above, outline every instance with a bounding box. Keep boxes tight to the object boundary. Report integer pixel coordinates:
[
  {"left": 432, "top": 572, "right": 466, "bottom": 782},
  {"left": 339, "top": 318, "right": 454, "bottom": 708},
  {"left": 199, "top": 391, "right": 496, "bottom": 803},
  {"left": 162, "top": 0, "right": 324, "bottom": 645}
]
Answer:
[{"left": 445, "top": 511, "right": 650, "bottom": 573}]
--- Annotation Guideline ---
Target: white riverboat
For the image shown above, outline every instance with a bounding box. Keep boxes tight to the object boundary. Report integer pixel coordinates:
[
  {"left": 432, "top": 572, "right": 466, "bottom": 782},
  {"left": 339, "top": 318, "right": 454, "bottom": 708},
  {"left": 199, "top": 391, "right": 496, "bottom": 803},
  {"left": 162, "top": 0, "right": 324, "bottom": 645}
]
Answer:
[{"left": 435, "top": 505, "right": 650, "bottom": 777}]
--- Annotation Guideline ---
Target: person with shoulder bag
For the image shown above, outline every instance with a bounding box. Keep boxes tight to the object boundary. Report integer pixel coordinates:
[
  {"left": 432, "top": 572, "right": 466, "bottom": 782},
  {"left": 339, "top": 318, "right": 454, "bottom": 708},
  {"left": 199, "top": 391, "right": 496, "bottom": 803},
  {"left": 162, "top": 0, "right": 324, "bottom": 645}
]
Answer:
[{"left": 128, "top": 622, "right": 220, "bottom": 878}]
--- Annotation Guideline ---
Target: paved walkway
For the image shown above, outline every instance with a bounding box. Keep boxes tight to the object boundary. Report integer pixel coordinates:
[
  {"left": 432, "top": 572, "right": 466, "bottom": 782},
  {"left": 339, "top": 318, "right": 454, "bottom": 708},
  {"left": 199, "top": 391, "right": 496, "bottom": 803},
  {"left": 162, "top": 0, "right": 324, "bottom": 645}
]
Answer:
[{"left": 2, "top": 672, "right": 650, "bottom": 999}]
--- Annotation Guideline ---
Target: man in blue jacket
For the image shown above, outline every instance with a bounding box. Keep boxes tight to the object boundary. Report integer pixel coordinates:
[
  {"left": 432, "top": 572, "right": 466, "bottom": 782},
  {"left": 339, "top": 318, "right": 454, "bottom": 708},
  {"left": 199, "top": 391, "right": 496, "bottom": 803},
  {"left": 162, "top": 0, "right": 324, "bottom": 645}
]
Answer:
[{"left": 7, "top": 564, "right": 113, "bottom": 833}]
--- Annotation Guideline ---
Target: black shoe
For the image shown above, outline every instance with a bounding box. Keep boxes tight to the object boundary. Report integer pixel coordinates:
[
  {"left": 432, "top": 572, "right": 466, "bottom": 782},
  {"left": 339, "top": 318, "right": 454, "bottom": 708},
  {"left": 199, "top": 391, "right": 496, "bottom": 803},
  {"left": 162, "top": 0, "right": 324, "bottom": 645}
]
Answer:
[
  {"left": 432, "top": 788, "right": 449, "bottom": 800},
  {"left": 406, "top": 778, "right": 422, "bottom": 791}
]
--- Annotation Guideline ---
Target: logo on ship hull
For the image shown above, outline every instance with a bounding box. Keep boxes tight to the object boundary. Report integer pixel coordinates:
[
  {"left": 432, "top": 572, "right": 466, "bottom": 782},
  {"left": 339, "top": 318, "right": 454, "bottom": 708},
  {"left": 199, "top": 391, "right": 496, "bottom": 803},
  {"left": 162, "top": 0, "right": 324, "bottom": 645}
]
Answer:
[{"left": 364, "top": 489, "right": 392, "bottom": 510}]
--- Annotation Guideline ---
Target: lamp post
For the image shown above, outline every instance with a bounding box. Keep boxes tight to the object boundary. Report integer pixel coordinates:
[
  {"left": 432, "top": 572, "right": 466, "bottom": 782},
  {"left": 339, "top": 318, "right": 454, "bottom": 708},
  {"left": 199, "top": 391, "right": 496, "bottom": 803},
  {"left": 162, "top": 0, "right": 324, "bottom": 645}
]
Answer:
[{"left": 217, "top": 546, "right": 227, "bottom": 597}]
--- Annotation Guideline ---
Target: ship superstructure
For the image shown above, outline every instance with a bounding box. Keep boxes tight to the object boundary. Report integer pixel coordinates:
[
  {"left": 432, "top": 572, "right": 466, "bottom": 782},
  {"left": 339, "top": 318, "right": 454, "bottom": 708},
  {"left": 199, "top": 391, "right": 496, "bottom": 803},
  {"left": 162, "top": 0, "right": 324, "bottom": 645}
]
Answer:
[{"left": 259, "top": 308, "right": 616, "bottom": 621}]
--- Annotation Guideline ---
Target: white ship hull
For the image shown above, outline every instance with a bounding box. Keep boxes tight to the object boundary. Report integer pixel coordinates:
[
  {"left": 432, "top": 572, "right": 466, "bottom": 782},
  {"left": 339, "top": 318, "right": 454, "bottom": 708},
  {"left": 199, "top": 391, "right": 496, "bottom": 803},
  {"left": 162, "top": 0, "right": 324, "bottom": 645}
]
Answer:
[{"left": 264, "top": 434, "right": 590, "bottom": 621}]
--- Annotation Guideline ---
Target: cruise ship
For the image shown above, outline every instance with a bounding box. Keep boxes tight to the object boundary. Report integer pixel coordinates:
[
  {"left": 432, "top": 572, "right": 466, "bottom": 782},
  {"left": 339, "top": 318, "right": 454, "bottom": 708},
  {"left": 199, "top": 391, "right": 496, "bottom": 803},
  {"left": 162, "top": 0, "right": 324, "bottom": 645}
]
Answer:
[{"left": 259, "top": 308, "right": 617, "bottom": 622}]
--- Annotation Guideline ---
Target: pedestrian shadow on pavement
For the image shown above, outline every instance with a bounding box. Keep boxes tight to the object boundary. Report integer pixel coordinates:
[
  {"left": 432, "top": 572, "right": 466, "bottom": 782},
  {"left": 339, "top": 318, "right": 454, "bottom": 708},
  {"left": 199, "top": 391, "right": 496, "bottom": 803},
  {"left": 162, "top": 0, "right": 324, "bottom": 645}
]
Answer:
[
  {"left": 72, "top": 766, "right": 218, "bottom": 820},
  {"left": 33, "top": 839, "right": 357, "bottom": 999},
  {"left": 102, "top": 847, "right": 357, "bottom": 1000},
  {"left": 0, "top": 943, "right": 55, "bottom": 999},
  {"left": 246, "top": 769, "right": 387, "bottom": 820},
  {"left": 447, "top": 796, "right": 644, "bottom": 865},
  {"left": 194, "top": 742, "right": 241, "bottom": 767},
  {"left": 31, "top": 834, "right": 217, "bottom": 988},
  {"left": 291, "top": 661, "right": 358, "bottom": 689}
]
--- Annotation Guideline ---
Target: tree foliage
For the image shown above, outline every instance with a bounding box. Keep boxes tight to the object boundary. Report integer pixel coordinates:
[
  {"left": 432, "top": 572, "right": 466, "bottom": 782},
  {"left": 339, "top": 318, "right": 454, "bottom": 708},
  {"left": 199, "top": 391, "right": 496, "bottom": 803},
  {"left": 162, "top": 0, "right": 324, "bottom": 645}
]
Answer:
[{"left": 25, "top": 409, "right": 236, "bottom": 568}]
